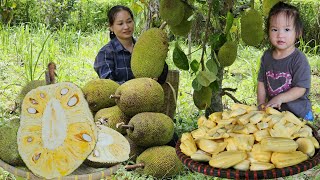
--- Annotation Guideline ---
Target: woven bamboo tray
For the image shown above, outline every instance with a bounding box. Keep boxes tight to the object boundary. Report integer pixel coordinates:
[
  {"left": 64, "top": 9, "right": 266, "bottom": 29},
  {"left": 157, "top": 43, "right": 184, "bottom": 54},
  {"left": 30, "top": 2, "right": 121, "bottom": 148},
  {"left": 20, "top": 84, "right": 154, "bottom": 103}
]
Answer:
[
  {"left": 176, "top": 125, "right": 320, "bottom": 180},
  {"left": 0, "top": 159, "right": 120, "bottom": 180}
]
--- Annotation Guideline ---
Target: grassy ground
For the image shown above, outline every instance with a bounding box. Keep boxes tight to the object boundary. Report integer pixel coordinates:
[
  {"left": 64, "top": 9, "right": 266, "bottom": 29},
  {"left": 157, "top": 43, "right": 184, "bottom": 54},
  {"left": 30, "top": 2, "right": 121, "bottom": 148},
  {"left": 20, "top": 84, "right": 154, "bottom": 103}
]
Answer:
[{"left": 0, "top": 25, "right": 320, "bottom": 179}]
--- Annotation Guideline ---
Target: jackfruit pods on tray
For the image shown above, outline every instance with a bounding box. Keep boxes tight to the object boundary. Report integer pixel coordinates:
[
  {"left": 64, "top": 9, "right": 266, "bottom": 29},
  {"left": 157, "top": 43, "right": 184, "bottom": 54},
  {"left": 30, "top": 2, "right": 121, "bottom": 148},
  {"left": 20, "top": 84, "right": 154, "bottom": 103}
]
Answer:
[{"left": 179, "top": 103, "right": 319, "bottom": 171}]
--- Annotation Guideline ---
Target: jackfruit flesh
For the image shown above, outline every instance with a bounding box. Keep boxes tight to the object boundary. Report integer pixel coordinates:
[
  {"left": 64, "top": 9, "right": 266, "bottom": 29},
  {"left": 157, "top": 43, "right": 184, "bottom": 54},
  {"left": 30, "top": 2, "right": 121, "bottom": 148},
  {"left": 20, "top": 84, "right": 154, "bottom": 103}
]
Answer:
[
  {"left": 127, "top": 112, "right": 174, "bottom": 147},
  {"left": 193, "top": 86, "right": 212, "bottom": 110},
  {"left": 82, "top": 79, "right": 119, "bottom": 112},
  {"left": 86, "top": 125, "right": 130, "bottom": 167},
  {"left": 94, "top": 105, "right": 129, "bottom": 134},
  {"left": 17, "top": 80, "right": 46, "bottom": 107},
  {"left": 131, "top": 28, "right": 169, "bottom": 79},
  {"left": 114, "top": 78, "right": 164, "bottom": 117},
  {"left": 18, "top": 82, "right": 97, "bottom": 179},
  {"left": 218, "top": 41, "right": 238, "bottom": 67},
  {"left": 0, "top": 118, "right": 24, "bottom": 166},
  {"left": 136, "top": 146, "right": 184, "bottom": 178},
  {"left": 159, "top": 0, "right": 185, "bottom": 26},
  {"left": 240, "top": 8, "right": 264, "bottom": 46}
]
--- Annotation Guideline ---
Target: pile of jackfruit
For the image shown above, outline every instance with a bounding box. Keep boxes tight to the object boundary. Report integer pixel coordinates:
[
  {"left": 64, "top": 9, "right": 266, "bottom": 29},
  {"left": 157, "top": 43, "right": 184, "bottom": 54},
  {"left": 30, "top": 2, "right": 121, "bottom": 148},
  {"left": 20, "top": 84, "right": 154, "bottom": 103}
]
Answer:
[{"left": 180, "top": 104, "right": 319, "bottom": 171}]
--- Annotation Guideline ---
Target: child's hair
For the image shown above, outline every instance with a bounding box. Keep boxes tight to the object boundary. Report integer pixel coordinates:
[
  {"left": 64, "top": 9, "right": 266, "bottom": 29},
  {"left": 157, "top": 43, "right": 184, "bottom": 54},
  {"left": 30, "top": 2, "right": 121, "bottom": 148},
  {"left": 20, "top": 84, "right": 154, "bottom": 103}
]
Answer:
[
  {"left": 266, "top": 2, "right": 303, "bottom": 39},
  {"left": 107, "top": 5, "right": 134, "bottom": 39}
]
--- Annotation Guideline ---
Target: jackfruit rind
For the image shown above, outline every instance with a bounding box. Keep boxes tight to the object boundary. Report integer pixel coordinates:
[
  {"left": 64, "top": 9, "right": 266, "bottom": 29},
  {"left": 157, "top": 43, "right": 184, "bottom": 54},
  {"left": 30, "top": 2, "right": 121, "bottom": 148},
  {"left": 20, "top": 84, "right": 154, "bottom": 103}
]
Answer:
[
  {"left": 193, "top": 86, "right": 212, "bottom": 110},
  {"left": 18, "top": 82, "right": 97, "bottom": 179},
  {"left": 170, "top": 3, "right": 194, "bottom": 37},
  {"left": 127, "top": 112, "right": 174, "bottom": 147},
  {"left": 0, "top": 118, "right": 24, "bottom": 166},
  {"left": 136, "top": 146, "right": 184, "bottom": 178},
  {"left": 94, "top": 105, "right": 129, "bottom": 134},
  {"left": 159, "top": 0, "right": 185, "bottom": 26},
  {"left": 114, "top": 78, "right": 164, "bottom": 117},
  {"left": 263, "top": 0, "right": 281, "bottom": 16},
  {"left": 240, "top": 8, "right": 264, "bottom": 46},
  {"left": 17, "top": 80, "right": 46, "bottom": 106},
  {"left": 86, "top": 125, "right": 130, "bottom": 168},
  {"left": 82, "top": 79, "right": 119, "bottom": 112},
  {"left": 131, "top": 28, "right": 169, "bottom": 79},
  {"left": 218, "top": 41, "right": 238, "bottom": 67}
]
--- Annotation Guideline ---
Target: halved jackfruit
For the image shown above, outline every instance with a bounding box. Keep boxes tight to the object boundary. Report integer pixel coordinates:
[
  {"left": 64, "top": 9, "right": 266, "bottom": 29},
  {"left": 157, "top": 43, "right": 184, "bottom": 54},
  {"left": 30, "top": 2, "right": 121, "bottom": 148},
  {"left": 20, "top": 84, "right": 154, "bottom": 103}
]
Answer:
[{"left": 18, "top": 82, "right": 97, "bottom": 179}]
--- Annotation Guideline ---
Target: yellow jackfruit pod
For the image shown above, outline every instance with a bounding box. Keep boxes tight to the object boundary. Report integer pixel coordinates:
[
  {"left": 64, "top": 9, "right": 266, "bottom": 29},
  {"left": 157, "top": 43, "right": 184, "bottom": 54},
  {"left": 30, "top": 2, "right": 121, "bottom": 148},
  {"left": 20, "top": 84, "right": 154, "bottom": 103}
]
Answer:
[
  {"left": 250, "top": 162, "right": 275, "bottom": 171},
  {"left": 191, "top": 126, "right": 207, "bottom": 139},
  {"left": 222, "top": 111, "right": 231, "bottom": 119},
  {"left": 196, "top": 139, "right": 226, "bottom": 154},
  {"left": 224, "top": 137, "right": 238, "bottom": 151},
  {"left": 261, "top": 137, "right": 298, "bottom": 152},
  {"left": 238, "top": 111, "right": 258, "bottom": 125},
  {"left": 265, "top": 107, "right": 282, "bottom": 115},
  {"left": 247, "top": 152, "right": 258, "bottom": 163},
  {"left": 307, "top": 136, "right": 320, "bottom": 149},
  {"left": 191, "top": 150, "right": 212, "bottom": 162},
  {"left": 231, "top": 103, "right": 251, "bottom": 111},
  {"left": 246, "top": 123, "right": 259, "bottom": 134},
  {"left": 271, "top": 151, "right": 308, "bottom": 168},
  {"left": 217, "top": 118, "right": 236, "bottom": 126},
  {"left": 232, "top": 125, "right": 249, "bottom": 134},
  {"left": 252, "top": 144, "right": 272, "bottom": 163},
  {"left": 285, "top": 123, "right": 301, "bottom": 137},
  {"left": 267, "top": 114, "right": 283, "bottom": 128},
  {"left": 180, "top": 133, "right": 197, "bottom": 156},
  {"left": 229, "top": 108, "right": 247, "bottom": 118},
  {"left": 283, "top": 111, "right": 305, "bottom": 126},
  {"left": 256, "top": 122, "right": 269, "bottom": 130},
  {"left": 197, "top": 115, "right": 207, "bottom": 127},
  {"left": 269, "top": 123, "right": 291, "bottom": 138},
  {"left": 208, "top": 112, "right": 223, "bottom": 122},
  {"left": 253, "top": 129, "right": 270, "bottom": 142},
  {"left": 197, "top": 116, "right": 216, "bottom": 129},
  {"left": 209, "top": 151, "right": 247, "bottom": 169},
  {"left": 233, "top": 159, "right": 250, "bottom": 171},
  {"left": 249, "top": 112, "right": 264, "bottom": 124},
  {"left": 292, "top": 125, "right": 313, "bottom": 139},
  {"left": 205, "top": 132, "right": 229, "bottom": 140},
  {"left": 296, "top": 138, "right": 315, "bottom": 157},
  {"left": 230, "top": 133, "right": 255, "bottom": 151}
]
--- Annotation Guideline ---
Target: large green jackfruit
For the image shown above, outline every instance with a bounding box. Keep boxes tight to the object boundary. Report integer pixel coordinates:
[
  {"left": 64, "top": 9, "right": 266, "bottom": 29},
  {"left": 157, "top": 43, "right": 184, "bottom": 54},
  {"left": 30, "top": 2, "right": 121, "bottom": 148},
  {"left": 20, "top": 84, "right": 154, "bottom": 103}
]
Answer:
[
  {"left": 218, "top": 41, "right": 238, "bottom": 67},
  {"left": 240, "top": 8, "right": 264, "bottom": 46},
  {"left": 82, "top": 79, "right": 119, "bottom": 112},
  {"left": 131, "top": 28, "right": 169, "bottom": 79},
  {"left": 170, "top": 3, "right": 194, "bottom": 37},
  {"left": 159, "top": 0, "right": 185, "bottom": 26},
  {"left": 126, "top": 112, "right": 174, "bottom": 147},
  {"left": 94, "top": 105, "right": 129, "bottom": 134},
  {"left": 0, "top": 118, "right": 24, "bottom": 166},
  {"left": 113, "top": 78, "right": 164, "bottom": 117},
  {"left": 136, "top": 146, "right": 184, "bottom": 178},
  {"left": 193, "top": 86, "right": 212, "bottom": 110},
  {"left": 263, "top": 0, "right": 281, "bottom": 16}
]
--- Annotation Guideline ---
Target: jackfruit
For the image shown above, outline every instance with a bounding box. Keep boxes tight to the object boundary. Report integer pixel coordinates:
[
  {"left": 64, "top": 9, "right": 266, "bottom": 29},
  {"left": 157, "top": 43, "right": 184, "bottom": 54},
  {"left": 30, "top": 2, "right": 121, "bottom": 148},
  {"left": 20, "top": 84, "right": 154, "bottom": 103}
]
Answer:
[
  {"left": 126, "top": 112, "right": 174, "bottom": 147},
  {"left": 0, "top": 118, "right": 24, "bottom": 166},
  {"left": 218, "top": 41, "right": 238, "bottom": 67},
  {"left": 18, "top": 82, "right": 97, "bottom": 179},
  {"left": 159, "top": 0, "right": 185, "bottom": 26},
  {"left": 86, "top": 125, "right": 130, "bottom": 167},
  {"left": 170, "top": 3, "right": 194, "bottom": 37},
  {"left": 209, "top": 151, "right": 247, "bottom": 169},
  {"left": 17, "top": 80, "right": 46, "bottom": 107},
  {"left": 193, "top": 86, "right": 212, "bottom": 110},
  {"left": 260, "top": 137, "right": 298, "bottom": 152},
  {"left": 263, "top": 0, "right": 281, "bottom": 16},
  {"left": 112, "top": 78, "right": 164, "bottom": 117},
  {"left": 82, "top": 79, "right": 119, "bottom": 112},
  {"left": 131, "top": 28, "right": 169, "bottom": 79},
  {"left": 94, "top": 105, "right": 129, "bottom": 134},
  {"left": 135, "top": 146, "right": 184, "bottom": 178},
  {"left": 125, "top": 136, "right": 146, "bottom": 162},
  {"left": 296, "top": 138, "right": 315, "bottom": 157},
  {"left": 271, "top": 151, "right": 308, "bottom": 168},
  {"left": 240, "top": 8, "right": 264, "bottom": 46}
]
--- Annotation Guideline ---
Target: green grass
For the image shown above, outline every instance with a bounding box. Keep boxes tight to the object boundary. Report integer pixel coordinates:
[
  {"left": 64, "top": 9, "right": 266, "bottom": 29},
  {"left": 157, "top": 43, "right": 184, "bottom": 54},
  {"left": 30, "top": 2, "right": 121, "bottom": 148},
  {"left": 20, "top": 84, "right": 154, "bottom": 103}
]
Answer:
[{"left": 0, "top": 25, "right": 320, "bottom": 179}]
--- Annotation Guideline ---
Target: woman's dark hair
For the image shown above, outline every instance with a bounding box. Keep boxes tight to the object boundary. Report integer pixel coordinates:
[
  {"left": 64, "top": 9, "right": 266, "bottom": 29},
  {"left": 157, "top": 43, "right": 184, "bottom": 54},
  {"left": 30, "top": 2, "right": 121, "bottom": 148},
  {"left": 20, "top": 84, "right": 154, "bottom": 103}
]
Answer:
[
  {"left": 266, "top": 2, "right": 303, "bottom": 39},
  {"left": 107, "top": 5, "right": 134, "bottom": 39}
]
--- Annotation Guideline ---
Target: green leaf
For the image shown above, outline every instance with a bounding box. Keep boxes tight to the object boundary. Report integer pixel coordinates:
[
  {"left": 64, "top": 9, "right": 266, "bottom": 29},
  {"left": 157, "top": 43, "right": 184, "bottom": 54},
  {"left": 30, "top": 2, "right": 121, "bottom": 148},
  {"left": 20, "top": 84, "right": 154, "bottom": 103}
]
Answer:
[
  {"left": 173, "top": 43, "right": 189, "bottom": 71},
  {"left": 206, "top": 58, "right": 218, "bottom": 74},
  {"left": 196, "top": 71, "right": 217, "bottom": 87},
  {"left": 190, "top": 60, "right": 200, "bottom": 73},
  {"left": 225, "top": 11, "right": 234, "bottom": 36},
  {"left": 209, "top": 81, "right": 220, "bottom": 92},
  {"left": 209, "top": 33, "right": 227, "bottom": 51},
  {"left": 192, "top": 78, "right": 202, "bottom": 91}
]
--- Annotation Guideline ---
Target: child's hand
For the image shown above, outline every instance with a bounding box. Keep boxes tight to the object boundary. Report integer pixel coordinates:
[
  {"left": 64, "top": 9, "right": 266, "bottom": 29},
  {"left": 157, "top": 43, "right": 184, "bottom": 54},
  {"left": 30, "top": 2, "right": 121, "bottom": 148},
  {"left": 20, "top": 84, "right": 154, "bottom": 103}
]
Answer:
[{"left": 265, "top": 96, "right": 283, "bottom": 110}]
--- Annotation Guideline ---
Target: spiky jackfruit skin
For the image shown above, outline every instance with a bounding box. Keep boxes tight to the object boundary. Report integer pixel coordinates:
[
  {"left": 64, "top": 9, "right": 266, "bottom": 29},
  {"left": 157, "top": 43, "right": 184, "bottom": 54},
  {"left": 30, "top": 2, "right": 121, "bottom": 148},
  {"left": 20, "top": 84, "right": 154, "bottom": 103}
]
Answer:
[
  {"left": 159, "top": 0, "right": 185, "bottom": 26},
  {"left": 193, "top": 86, "right": 212, "bottom": 110},
  {"left": 127, "top": 112, "right": 174, "bottom": 147},
  {"left": 18, "top": 82, "right": 97, "bottom": 179},
  {"left": 218, "top": 41, "right": 238, "bottom": 67},
  {"left": 82, "top": 79, "right": 119, "bottom": 112},
  {"left": 125, "top": 136, "right": 146, "bottom": 162},
  {"left": 136, "top": 146, "right": 184, "bottom": 178},
  {"left": 131, "top": 28, "right": 169, "bottom": 79},
  {"left": 263, "top": 0, "right": 281, "bottom": 16},
  {"left": 0, "top": 118, "right": 24, "bottom": 166},
  {"left": 241, "top": 9, "right": 264, "bottom": 46},
  {"left": 114, "top": 78, "right": 164, "bottom": 117},
  {"left": 170, "top": 3, "right": 193, "bottom": 37},
  {"left": 94, "top": 105, "right": 129, "bottom": 134}
]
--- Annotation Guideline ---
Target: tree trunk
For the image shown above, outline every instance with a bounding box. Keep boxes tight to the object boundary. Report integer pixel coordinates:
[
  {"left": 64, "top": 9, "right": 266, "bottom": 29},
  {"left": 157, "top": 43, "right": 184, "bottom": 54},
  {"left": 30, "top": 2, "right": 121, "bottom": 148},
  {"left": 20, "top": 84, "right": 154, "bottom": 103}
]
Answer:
[{"left": 206, "top": 65, "right": 224, "bottom": 116}]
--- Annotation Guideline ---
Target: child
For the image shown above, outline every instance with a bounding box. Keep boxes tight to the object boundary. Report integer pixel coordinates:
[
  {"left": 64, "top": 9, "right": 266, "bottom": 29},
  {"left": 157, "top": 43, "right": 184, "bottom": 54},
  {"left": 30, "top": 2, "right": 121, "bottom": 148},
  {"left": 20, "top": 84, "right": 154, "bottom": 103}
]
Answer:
[{"left": 257, "top": 2, "right": 313, "bottom": 121}]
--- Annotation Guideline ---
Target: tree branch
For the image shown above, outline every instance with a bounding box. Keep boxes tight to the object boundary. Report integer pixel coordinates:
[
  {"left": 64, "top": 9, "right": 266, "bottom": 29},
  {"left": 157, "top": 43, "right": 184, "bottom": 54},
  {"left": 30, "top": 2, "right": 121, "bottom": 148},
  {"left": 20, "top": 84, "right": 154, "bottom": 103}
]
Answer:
[{"left": 200, "top": 0, "right": 213, "bottom": 71}]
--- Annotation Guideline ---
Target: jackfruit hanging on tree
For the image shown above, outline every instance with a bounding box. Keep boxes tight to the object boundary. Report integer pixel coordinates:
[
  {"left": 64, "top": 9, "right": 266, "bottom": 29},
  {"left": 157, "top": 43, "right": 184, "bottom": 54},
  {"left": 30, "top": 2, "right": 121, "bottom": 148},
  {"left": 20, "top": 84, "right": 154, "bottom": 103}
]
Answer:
[
  {"left": 240, "top": 8, "right": 264, "bottom": 46},
  {"left": 17, "top": 82, "right": 97, "bottom": 179},
  {"left": 131, "top": 28, "right": 169, "bottom": 79},
  {"left": 159, "top": 0, "right": 185, "bottom": 26},
  {"left": 263, "top": 0, "right": 281, "bottom": 16},
  {"left": 193, "top": 86, "right": 212, "bottom": 110},
  {"left": 170, "top": 3, "right": 194, "bottom": 37},
  {"left": 218, "top": 41, "right": 238, "bottom": 67}
]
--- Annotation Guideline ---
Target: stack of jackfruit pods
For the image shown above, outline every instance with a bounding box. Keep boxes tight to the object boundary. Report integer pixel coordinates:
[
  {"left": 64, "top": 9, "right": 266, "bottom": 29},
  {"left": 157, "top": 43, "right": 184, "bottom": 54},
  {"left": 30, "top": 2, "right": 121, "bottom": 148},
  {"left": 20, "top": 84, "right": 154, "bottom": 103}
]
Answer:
[{"left": 180, "top": 103, "right": 320, "bottom": 173}]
